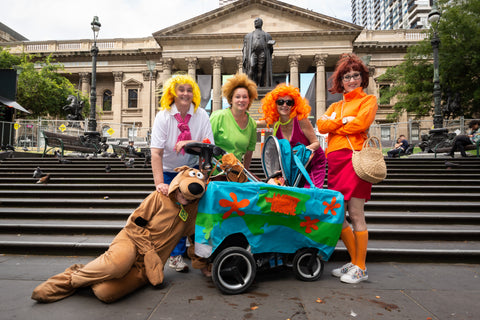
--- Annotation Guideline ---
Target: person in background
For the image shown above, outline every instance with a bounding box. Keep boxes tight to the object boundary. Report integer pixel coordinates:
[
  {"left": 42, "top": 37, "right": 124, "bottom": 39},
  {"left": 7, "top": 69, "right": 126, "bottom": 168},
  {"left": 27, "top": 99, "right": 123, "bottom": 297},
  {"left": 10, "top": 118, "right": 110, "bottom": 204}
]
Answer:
[
  {"left": 447, "top": 120, "right": 480, "bottom": 158},
  {"left": 150, "top": 74, "right": 214, "bottom": 273},
  {"left": 127, "top": 141, "right": 145, "bottom": 158},
  {"left": 317, "top": 53, "right": 378, "bottom": 284},
  {"left": 387, "top": 134, "right": 409, "bottom": 158},
  {"left": 258, "top": 83, "right": 326, "bottom": 188},
  {"left": 210, "top": 72, "right": 258, "bottom": 170}
]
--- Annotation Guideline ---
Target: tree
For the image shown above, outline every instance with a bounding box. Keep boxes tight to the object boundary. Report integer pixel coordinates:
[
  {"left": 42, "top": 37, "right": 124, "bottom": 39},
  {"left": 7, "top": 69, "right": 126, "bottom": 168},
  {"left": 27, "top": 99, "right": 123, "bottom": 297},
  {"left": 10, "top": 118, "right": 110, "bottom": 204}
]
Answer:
[
  {"left": 0, "top": 47, "right": 21, "bottom": 68},
  {"left": 378, "top": 0, "right": 480, "bottom": 120},
  {"left": 0, "top": 48, "right": 88, "bottom": 119}
]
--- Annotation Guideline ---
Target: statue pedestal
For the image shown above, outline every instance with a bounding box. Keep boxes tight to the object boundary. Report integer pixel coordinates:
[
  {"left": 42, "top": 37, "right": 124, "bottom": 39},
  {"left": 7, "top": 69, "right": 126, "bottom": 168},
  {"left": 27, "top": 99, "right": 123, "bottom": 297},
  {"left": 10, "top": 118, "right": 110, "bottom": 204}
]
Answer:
[
  {"left": 419, "top": 128, "right": 451, "bottom": 153},
  {"left": 249, "top": 87, "right": 274, "bottom": 121}
]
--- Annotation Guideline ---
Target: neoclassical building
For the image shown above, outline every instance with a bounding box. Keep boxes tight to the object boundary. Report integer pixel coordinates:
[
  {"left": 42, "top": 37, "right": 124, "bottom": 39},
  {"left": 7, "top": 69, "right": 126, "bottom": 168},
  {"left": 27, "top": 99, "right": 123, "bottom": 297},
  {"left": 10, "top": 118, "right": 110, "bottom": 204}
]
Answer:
[{"left": 4, "top": 0, "right": 426, "bottom": 140}]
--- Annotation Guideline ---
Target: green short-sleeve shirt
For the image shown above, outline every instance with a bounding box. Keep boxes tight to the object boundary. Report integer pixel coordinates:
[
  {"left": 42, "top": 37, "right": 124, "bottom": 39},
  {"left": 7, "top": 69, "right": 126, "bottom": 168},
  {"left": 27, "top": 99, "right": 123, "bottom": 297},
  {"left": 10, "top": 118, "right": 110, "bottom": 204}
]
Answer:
[{"left": 210, "top": 108, "right": 257, "bottom": 161}]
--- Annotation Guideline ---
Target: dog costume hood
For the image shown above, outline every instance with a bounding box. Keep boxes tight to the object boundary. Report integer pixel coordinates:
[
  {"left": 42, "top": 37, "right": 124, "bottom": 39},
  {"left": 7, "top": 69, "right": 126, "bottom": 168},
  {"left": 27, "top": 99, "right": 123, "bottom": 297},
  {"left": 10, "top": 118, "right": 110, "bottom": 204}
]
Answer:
[{"left": 168, "top": 166, "right": 206, "bottom": 202}]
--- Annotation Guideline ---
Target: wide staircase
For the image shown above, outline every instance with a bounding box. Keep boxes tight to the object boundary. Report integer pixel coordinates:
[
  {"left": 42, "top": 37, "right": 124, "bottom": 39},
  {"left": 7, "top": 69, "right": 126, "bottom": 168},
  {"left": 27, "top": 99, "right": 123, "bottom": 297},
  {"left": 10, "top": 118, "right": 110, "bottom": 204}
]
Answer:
[{"left": 1, "top": 154, "right": 479, "bottom": 263}]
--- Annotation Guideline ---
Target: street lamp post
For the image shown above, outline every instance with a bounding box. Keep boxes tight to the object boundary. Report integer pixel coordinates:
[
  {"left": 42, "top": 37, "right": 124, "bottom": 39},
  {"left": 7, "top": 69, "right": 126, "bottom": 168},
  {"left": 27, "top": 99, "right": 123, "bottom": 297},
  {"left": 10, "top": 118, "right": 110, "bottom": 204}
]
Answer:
[
  {"left": 422, "top": 0, "right": 448, "bottom": 152},
  {"left": 146, "top": 60, "right": 156, "bottom": 128},
  {"left": 429, "top": 1, "right": 442, "bottom": 129},
  {"left": 85, "top": 16, "right": 101, "bottom": 145}
]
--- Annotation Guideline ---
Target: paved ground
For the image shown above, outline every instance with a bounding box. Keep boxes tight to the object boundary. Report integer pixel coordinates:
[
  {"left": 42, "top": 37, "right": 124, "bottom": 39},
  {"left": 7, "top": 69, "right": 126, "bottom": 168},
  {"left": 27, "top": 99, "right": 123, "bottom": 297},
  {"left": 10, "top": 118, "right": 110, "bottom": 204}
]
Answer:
[{"left": 0, "top": 254, "right": 478, "bottom": 320}]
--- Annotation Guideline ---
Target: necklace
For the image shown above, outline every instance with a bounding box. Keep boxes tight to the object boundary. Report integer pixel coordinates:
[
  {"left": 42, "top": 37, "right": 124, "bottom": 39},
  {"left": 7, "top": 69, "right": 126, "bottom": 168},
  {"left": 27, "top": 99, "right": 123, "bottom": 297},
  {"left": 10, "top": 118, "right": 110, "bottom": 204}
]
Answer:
[{"left": 273, "top": 117, "right": 292, "bottom": 136}]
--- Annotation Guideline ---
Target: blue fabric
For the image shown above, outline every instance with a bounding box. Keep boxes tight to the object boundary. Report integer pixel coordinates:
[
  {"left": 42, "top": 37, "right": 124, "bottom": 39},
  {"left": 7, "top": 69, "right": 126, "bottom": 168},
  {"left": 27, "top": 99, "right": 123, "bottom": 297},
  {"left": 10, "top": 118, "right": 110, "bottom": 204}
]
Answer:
[
  {"left": 164, "top": 171, "right": 185, "bottom": 257},
  {"left": 277, "top": 139, "right": 312, "bottom": 186},
  {"left": 196, "top": 181, "right": 344, "bottom": 260},
  {"left": 171, "top": 236, "right": 186, "bottom": 256}
]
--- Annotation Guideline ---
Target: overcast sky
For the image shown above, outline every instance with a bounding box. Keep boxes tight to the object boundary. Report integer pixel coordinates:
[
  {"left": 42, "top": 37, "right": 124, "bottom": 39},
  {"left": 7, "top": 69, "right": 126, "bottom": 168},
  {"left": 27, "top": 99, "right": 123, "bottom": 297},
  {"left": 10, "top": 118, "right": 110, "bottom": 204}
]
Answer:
[{"left": 0, "top": 0, "right": 353, "bottom": 42}]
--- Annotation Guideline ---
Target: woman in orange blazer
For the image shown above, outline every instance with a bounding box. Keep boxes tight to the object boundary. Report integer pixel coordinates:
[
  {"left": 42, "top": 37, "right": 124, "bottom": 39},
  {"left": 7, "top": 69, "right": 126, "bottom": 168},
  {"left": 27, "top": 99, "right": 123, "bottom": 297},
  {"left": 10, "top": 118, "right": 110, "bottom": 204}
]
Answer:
[{"left": 317, "top": 53, "right": 378, "bottom": 284}]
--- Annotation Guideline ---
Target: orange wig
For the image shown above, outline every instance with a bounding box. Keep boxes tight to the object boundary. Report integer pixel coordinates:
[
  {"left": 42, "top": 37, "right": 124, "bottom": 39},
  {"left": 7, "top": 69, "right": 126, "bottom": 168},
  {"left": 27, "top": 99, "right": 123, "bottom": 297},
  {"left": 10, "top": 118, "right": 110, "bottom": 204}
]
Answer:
[{"left": 259, "top": 83, "right": 311, "bottom": 126}]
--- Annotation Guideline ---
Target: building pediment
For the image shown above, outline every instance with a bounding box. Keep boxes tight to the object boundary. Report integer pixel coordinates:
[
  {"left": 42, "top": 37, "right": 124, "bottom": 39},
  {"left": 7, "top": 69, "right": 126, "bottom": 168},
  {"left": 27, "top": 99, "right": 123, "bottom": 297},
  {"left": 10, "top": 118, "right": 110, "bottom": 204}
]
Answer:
[
  {"left": 153, "top": 0, "right": 362, "bottom": 41},
  {"left": 123, "top": 78, "right": 143, "bottom": 88}
]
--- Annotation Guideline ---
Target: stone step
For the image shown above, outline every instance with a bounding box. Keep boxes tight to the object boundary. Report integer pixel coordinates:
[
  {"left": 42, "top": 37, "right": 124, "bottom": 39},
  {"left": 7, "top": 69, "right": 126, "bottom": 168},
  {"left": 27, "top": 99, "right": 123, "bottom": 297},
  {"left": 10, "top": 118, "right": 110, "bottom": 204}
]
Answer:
[
  {"left": 2, "top": 190, "right": 478, "bottom": 203},
  {"left": 1, "top": 220, "right": 479, "bottom": 240},
  {"left": 1, "top": 235, "right": 478, "bottom": 262},
  {"left": 1, "top": 155, "right": 480, "bottom": 262}
]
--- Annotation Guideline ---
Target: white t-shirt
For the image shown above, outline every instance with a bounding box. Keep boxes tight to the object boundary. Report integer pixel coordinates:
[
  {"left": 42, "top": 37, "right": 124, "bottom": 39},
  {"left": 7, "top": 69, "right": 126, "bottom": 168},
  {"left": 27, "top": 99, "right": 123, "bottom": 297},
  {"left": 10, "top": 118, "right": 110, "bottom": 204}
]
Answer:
[{"left": 150, "top": 103, "right": 214, "bottom": 172}]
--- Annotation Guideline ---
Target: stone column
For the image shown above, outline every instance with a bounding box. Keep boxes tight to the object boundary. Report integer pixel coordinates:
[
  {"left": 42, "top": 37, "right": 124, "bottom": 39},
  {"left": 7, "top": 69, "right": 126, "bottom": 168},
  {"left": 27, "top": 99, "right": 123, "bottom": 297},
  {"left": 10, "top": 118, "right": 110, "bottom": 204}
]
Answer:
[
  {"left": 236, "top": 56, "right": 243, "bottom": 74},
  {"left": 211, "top": 56, "right": 223, "bottom": 113},
  {"left": 314, "top": 54, "right": 328, "bottom": 117},
  {"left": 142, "top": 70, "right": 151, "bottom": 128},
  {"left": 288, "top": 55, "right": 301, "bottom": 88},
  {"left": 161, "top": 58, "right": 173, "bottom": 84},
  {"left": 112, "top": 71, "right": 123, "bottom": 128},
  {"left": 79, "top": 72, "right": 90, "bottom": 96},
  {"left": 368, "top": 66, "right": 377, "bottom": 96},
  {"left": 186, "top": 57, "right": 198, "bottom": 80}
]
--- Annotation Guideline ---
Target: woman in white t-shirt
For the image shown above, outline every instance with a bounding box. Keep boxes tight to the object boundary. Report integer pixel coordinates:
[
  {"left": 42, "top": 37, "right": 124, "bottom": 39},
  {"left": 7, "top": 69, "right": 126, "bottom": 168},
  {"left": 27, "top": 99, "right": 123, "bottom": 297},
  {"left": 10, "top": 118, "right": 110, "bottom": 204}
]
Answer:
[{"left": 150, "top": 74, "right": 214, "bottom": 273}]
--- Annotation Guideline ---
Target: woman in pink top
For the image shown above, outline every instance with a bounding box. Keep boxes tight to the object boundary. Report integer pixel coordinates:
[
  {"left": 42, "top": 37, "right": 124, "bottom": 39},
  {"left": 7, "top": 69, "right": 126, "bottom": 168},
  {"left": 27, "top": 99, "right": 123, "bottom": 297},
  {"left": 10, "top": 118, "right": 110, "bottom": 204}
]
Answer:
[
  {"left": 317, "top": 53, "right": 378, "bottom": 284},
  {"left": 259, "top": 83, "right": 326, "bottom": 188}
]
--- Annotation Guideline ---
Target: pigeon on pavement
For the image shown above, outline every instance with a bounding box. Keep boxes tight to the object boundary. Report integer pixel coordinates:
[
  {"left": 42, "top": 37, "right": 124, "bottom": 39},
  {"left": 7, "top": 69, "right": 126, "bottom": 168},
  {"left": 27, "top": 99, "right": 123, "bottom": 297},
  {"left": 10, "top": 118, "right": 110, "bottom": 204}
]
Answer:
[
  {"left": 36, "top": 174, "right": 51, "bottom": 184},
  {"left": 33, "top": 167, "right": 43, "bottom": 178}
]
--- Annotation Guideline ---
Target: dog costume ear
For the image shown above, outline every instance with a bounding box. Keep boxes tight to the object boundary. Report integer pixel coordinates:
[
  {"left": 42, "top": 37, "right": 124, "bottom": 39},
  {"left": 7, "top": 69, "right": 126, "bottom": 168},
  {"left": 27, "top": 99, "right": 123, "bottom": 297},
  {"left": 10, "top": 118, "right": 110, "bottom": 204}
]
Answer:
[{"left": 168, "top": 166, "right": 206, "bottom": 202}]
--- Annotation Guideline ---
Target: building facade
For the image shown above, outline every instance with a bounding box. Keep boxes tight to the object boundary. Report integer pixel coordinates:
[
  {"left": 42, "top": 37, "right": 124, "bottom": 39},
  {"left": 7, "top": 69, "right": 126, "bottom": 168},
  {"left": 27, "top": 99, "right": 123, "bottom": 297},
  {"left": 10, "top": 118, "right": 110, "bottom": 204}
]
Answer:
[
  {"left": 352, "top": 0, "right": 433, "bottom": 30},
  {"left": 2, "top": 0, "right": 426, "bottom": 141}
]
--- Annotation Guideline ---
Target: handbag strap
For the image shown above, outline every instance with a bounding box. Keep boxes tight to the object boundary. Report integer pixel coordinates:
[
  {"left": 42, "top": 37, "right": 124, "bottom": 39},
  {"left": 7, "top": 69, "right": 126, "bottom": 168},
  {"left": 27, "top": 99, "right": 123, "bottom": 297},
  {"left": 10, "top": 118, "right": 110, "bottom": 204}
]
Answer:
[
  {"left": 292, "top": 152, "right": 315, "bottom": 188},
  {"left": 345, "top": 135, "right": 356, "bottom": 152},
  {"left": 341, "top": 99, "right": 369, "bottom": 152}
]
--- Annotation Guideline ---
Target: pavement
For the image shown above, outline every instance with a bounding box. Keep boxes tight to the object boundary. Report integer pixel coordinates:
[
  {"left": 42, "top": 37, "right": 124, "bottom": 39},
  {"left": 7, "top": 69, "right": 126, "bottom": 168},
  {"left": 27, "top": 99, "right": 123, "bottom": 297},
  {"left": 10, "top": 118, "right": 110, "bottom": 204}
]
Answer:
[{"left": 0, "top": 254, "right": 478, "bottom": 320}]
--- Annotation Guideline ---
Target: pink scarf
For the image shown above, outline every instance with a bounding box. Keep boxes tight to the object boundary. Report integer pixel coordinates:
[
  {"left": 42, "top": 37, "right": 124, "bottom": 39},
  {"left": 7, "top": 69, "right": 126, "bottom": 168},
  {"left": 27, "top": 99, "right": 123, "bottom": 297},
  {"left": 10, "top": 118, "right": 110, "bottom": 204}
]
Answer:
[{"left": 174, "top": 113, "right": 192, "bottom": 155}]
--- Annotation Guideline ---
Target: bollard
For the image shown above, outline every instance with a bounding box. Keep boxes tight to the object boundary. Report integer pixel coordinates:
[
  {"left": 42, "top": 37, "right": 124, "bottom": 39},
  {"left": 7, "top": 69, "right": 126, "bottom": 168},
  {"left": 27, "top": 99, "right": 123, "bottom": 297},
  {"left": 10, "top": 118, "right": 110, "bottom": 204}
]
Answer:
[{"left": 260, "top": 129, "right": 265, "bottom": 150}]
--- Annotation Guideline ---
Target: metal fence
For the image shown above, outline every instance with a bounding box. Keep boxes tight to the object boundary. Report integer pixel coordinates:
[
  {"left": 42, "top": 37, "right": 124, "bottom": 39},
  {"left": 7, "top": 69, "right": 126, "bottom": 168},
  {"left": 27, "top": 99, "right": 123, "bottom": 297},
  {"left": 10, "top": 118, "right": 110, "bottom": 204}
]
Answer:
[
  {"left": 1, "top": 117, "right": 477, "bottom": 152},
  {"left": 369, "top": 117, "right": 475, "bottom": 148},
  {"left": 1, "top": 119, "right": 151, "bottom": 152}
]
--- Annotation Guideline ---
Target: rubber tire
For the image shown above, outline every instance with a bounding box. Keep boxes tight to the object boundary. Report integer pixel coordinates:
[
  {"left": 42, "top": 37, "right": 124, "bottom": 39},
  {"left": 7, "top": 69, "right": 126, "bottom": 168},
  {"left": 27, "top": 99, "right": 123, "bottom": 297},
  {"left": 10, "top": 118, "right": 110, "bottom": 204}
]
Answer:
[
  {"left": 212, "top": 246, "right": 256, "bottom": 295},
  {"left": 292, "top": 248, "right": 324, "bottom": 281}
]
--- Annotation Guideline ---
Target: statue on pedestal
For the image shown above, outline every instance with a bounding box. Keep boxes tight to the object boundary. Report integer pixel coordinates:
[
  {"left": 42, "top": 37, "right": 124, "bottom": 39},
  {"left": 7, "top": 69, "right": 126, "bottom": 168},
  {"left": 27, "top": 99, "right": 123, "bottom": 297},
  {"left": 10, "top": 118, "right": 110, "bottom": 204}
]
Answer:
[
  {"left": 63, "top": 94, "right": 84, "bottom": 128},
  {"left": 242, "top": 18, "right": 275, "bottom": 87}
]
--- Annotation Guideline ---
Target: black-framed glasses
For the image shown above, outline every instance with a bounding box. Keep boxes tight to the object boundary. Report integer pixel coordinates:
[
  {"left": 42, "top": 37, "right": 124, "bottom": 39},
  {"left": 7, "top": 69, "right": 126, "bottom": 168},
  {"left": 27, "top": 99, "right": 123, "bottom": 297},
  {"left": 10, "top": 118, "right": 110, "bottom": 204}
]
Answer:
[
  {"left": 342, "top": 73, "right": 361, "bottom": 82},
  {"left": 276, "top": 99, "right": 295, "bottom": 107}
]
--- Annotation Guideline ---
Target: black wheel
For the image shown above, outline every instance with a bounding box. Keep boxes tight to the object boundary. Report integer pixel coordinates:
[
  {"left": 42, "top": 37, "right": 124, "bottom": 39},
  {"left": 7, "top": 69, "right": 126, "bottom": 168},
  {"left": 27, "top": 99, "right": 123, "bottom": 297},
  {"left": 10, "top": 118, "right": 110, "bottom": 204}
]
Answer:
[
  {"left": 212, "top": 246, "right": 256, "bottom": 294},
  {"left": 292, "top": 248, "right": 324, "bottom": 281}
]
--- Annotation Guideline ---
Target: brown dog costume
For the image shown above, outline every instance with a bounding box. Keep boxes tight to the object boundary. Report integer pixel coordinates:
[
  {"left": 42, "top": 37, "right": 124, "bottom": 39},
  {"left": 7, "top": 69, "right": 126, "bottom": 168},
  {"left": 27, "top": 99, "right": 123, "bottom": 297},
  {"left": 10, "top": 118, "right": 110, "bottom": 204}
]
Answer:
[{"left": 32, "top": 166, "right": 206, "bottom": 303}]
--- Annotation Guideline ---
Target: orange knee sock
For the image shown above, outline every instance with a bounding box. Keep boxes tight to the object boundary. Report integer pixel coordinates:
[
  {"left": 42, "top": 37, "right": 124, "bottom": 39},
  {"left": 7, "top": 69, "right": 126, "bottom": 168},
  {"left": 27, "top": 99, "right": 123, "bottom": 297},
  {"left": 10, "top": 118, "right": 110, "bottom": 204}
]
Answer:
[
  {"left": 354, "top": 230, "right": 368, "bottom": 270},
  {"left": 340, "top": 226, "right": 356, "bottom": 265}
]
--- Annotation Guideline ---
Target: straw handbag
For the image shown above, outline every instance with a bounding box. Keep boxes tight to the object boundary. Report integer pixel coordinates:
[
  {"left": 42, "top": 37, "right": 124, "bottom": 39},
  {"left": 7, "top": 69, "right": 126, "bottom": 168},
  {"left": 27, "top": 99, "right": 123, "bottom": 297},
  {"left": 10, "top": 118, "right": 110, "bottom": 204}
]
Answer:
[{"left": 347, "top": 136, "right": 387, "bottom": 184}]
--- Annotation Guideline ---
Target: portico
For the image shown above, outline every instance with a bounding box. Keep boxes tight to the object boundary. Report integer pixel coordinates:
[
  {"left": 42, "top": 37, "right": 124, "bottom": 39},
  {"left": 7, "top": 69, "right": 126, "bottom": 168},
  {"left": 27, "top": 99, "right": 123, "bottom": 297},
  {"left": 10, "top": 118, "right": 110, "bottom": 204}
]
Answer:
[{"left": 4, "top": 0, "right": 426, "bottom": 140}]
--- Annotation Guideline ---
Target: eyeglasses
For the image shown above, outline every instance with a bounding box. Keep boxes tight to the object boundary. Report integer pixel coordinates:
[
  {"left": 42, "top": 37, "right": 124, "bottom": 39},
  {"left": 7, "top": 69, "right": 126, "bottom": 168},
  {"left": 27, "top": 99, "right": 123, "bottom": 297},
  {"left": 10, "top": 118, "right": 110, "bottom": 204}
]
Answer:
[
  {"left": 276, "top": 99, "right": 295, "bottom": 107},
  {"left": 342, "top": 73, "right": 361, "bottom": 82}
]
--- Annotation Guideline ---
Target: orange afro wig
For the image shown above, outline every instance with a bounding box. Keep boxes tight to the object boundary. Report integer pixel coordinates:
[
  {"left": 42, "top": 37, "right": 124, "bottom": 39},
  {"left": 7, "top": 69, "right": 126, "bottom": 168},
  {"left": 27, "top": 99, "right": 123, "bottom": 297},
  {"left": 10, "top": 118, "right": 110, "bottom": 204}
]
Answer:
[
  {"left": 222, "top": 73, "right": 258, "bottom": 110},
  {"left": 259, "top": 83, "right": 311, "bottom": 126},
  {"left": 159, "top": 74, "right": 201, "bottom": 111}
]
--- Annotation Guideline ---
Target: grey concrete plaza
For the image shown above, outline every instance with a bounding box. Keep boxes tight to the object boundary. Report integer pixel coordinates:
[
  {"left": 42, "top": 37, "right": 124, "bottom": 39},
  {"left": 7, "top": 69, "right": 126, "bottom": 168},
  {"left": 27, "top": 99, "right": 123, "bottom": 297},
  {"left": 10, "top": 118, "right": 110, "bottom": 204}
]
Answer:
[{"left": 0, "top": 254, "right": 478, "bottom": 320}]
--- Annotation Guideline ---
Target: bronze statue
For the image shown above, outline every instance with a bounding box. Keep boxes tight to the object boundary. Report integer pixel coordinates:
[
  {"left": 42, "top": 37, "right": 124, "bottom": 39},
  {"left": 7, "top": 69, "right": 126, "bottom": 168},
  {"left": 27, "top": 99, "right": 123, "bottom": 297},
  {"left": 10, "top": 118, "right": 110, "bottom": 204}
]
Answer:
[
  {"left": 243, "top": 18, "right": 275, "bottom": 87},
  {"left": 63, "top": 94, "right": 84, "bottom": 127}
]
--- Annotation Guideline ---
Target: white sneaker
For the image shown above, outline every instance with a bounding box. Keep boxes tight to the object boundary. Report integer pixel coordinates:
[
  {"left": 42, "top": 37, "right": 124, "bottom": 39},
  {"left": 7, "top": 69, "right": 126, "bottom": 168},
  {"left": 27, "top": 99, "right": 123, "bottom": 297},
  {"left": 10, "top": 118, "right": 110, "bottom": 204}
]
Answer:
[
  {"left": 331, "top": 262, "right": 355, "bottom": 278},
  {"left": 340, "top": 265, "right": 368, "bottom": 284},
  {"left": 168, "top": 255, "right": 189, "bottom": 272}
]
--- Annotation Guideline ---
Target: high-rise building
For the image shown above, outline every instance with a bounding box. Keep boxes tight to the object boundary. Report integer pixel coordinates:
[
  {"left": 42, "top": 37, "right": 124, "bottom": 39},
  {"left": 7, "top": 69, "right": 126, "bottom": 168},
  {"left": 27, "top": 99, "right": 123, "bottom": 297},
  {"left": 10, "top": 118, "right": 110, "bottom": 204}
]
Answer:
[
  {"left": 352, "top": 0, "right": 432, "bottom": 30},
  {"left": 219, "top": 0, "right": 237, "bottom": 6}
]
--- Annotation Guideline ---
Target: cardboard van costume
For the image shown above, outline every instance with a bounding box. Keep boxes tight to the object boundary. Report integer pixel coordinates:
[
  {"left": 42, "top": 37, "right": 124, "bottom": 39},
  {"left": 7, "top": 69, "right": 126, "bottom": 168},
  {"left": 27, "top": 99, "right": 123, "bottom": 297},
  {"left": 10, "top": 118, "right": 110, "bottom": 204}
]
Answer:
[{"left": 31, "top": 166, "right": 206, "bottom": 303}]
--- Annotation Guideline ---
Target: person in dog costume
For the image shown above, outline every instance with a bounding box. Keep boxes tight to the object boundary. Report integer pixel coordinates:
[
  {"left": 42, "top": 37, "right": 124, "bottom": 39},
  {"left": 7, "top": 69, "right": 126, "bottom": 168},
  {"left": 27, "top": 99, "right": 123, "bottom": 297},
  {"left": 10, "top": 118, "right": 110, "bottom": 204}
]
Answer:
[{"left": 31, "top": 166, "right": 206, "bottom": 303}]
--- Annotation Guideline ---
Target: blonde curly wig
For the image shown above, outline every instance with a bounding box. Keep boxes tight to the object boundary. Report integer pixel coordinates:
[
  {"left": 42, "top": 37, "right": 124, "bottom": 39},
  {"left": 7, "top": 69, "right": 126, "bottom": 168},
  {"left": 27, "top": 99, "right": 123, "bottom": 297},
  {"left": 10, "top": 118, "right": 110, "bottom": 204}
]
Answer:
[
  {"left": 159, "top": 74, "right": 201, "bottom": 111},
  {"left": 222, "top": 73, "right": 258, "bottom": 110}
]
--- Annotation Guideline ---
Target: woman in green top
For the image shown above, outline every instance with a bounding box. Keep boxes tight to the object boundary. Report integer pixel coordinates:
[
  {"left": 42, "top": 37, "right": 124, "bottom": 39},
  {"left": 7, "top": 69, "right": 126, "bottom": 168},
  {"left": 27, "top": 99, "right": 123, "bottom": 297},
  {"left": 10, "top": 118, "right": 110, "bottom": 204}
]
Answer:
[{"left": 210, "top": 73, "right": 258, "bottom": 169}]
